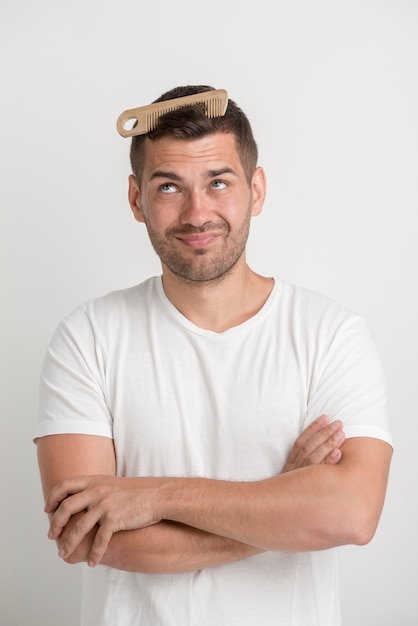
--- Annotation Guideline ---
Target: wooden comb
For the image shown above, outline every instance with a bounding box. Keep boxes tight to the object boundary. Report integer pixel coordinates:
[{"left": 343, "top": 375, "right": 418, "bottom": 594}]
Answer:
[{"left": 116, "top": 89, "right": 228, "bottom": 138}]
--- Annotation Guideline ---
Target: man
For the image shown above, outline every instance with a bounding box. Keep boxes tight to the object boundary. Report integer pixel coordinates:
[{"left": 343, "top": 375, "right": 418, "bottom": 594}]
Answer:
[{"left": 35, "top": 85, "right": 392, "bottom": 625}]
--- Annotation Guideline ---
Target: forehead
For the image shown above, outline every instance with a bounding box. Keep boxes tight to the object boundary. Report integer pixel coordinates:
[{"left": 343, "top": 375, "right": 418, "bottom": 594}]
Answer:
[{"left": 142, "top": 132, "right": 242, "bottom": 174}]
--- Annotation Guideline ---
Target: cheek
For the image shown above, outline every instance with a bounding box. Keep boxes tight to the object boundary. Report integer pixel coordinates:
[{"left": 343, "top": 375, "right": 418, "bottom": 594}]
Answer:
[
  {"left": 226, "top": 193, "right": 253, "bottom": 222},
  {"left": 142, "top": 204, "right": 179, "bottom": 233}
]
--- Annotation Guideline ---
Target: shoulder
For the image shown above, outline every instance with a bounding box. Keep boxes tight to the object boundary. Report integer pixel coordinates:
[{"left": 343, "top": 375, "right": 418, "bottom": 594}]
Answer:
[
  {"left": 276, "top": 280, "right": 361, "bottom": 330},
  {"left": 67, "top": 277, "right": 158, "bottom": 324},
  {"left": 81, "top": 276, "right": 158, "bottom": 317},
  {"left": 48, "top": 277, "right": 160, "bottom": 349},
  {"left": 272, "top": 281, "right": 381, "bottom": 366}
]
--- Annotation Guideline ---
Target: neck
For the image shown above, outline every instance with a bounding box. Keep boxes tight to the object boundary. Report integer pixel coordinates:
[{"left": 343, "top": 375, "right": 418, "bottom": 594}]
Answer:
[{"left": 161, "top": 258, "right": 274, "bottom": 332}]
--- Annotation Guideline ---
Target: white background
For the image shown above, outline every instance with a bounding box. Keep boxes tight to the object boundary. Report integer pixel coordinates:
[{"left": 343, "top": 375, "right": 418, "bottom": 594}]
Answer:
[{"left": 1, "top": 1, "right": 417, "bottom": 624}]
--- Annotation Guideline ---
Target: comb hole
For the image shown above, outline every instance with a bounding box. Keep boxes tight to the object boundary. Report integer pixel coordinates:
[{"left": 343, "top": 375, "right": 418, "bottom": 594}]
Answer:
[{"left": 122, "top": 117, "right": 139, "bottom": 132}]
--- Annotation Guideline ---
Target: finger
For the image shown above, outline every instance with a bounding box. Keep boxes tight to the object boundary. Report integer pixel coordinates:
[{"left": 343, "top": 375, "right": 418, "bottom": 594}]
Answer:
[
  {"left": 45, "top": 476, "right": 91, "bottom": 513},
  {"left": 48, "top": 491, "right": 93, "bottom": 540},
  {"left": 57, "top": 509, "right": 102, "bottom": 560},
  {"left": 87, "top": 525, "right": 115, "bottom": 567},
  {"left": 292, "top": 418, "right": 343, "bottom": 466},
  {"left": 301, "top": 414, "right": 330, "bottom": 441},
  {"left": 286, "top": 415, "right": 330, "bottom": 464},
  {"left": 324, "top": 447, "right": 342, "bottom": 465},
  {"left": 298, "top": 426, "right": 346, "bottom": 467}
]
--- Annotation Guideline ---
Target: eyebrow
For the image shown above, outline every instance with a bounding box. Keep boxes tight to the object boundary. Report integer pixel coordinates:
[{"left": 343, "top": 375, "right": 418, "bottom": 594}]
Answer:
[
  {"left": 150, "top": 170, "right": 182, "bottom": 182},
  {"left": 208, "top": 167, "right": 237, "bottom": 178},
  {"left": 149, "top": 166, "right": 238, "bottom": 182}
]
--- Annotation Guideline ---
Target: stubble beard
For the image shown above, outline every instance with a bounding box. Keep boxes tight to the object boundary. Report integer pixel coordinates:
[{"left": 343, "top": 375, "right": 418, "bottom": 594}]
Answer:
[{"left": 143, "top": 201, "right": 253, "bottom": 284}]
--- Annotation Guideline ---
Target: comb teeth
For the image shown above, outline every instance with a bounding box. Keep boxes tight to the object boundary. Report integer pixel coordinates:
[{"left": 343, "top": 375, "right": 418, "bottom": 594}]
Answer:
[{"left": 116, "top": 89, "right": 228, "bottom": 138}]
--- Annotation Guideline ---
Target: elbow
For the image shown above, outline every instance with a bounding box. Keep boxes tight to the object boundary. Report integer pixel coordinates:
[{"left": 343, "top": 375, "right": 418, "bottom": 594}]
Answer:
[
  {"left": 350, "top": 515, "right": 379, "bottom": 546},
  {"left": 340, "top": 507, "right": 381, "bottom": 547},
  {"left": 349, "top": 525, "right": 376, "bottom": 547}
]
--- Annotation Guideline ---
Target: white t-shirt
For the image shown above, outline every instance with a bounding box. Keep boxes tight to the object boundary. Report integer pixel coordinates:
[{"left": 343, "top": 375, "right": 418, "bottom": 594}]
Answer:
[{"left": 35, "top": 277, "right": 392, "bottom": 626}]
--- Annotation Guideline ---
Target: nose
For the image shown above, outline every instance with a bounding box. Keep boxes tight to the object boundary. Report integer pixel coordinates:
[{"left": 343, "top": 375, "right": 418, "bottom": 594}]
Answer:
[{"left": 179, "top": 190, "right": 213, "bottom": 227}]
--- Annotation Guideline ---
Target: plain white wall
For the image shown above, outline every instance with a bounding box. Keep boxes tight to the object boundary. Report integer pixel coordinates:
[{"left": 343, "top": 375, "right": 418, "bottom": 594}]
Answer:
[{"left": 1, "top": 1, "right": 417, "bottom": 624}]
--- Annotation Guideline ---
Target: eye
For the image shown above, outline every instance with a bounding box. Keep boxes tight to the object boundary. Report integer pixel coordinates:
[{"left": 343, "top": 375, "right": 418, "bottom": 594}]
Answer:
[
  {"left": 211, "top": 180, "right": 227, "bottom": 190},
  {"left": 159, "top": 183, "right": 177, "bottom": 194}
]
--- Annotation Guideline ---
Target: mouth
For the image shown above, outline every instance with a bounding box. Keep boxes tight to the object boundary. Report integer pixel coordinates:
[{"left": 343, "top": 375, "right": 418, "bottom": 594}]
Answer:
[{"left": 175, "top": 232, "right": 221, "bottom": 249}]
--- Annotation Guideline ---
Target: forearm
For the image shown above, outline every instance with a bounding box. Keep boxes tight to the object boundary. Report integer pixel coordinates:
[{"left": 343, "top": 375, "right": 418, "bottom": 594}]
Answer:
[
  {"left": 156, "top": 470, "right": 347, "bottom": 553},
  {"left": 157, "top": 440, "right": 392, "bottom": 552},
  {"left": 101, "top": 521, "right": 262, "bottom": 574},
  {"left": 60, "top": 515, "right": 262, "bottom": 573}
]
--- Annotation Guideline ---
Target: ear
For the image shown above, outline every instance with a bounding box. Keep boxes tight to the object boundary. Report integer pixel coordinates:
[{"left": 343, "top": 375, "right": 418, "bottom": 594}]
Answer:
[
  {"left": 250, "top": 166, "right": 267, "bottom": 217},
  {"left": 128, "top": 175, "right": 145, "bottom": 223}
]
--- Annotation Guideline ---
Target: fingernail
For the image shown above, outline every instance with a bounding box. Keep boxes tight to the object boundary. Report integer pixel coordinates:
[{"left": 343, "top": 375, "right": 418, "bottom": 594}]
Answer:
[{"left": 332, "top": 430, "right": 345, "bottom": 443}]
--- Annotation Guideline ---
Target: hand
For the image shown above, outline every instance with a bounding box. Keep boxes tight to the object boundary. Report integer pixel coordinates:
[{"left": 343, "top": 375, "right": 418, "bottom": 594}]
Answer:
[
  {"left": 282, "top": 414, "right": 345, "bottom": 473},
  {"left": 45, "top": 475, "right": 162, "bottom": 567}
]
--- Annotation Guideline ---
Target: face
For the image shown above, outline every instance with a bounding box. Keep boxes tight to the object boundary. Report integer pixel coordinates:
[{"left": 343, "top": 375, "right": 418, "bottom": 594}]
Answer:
[{"left": 129, "top": 132, "right": 266, "bottom": 283}]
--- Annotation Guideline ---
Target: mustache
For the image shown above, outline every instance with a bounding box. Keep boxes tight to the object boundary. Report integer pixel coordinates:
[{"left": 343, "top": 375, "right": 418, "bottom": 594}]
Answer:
[{"left": 167, "top": 223, "right": 229, "bottom": 236}]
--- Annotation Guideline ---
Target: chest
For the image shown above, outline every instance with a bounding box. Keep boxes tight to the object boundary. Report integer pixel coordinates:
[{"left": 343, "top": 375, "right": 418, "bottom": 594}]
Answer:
[{"left": 106, "top": 322, "right": 311, "bottom": 479}]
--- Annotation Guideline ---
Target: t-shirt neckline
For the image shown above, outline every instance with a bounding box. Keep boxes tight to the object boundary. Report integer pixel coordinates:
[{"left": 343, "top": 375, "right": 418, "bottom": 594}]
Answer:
[{"left": 154, "top": 275, "right": 281, "bottom": 337}]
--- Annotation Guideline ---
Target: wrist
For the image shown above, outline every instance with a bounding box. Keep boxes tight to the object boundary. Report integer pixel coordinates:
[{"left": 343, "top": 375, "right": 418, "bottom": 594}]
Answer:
[{"left": 154, "top": 477, "right": 184, "bottom": 523}]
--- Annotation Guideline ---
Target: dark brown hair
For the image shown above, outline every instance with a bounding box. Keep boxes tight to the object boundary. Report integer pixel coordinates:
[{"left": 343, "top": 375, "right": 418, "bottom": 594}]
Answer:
[{"left": 129, "top": 85, "right": 258, "bottom": 184}]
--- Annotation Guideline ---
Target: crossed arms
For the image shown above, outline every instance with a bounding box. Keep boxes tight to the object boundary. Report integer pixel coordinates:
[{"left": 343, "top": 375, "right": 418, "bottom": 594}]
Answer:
[{"left": 37, "top": 415, "right": 392, "bottom": 573}]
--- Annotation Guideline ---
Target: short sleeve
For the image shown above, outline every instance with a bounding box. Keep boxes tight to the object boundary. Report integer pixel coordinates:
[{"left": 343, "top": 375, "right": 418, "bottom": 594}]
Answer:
[
  {"left": 306, "top": 314, "right": 392, "bottom": 447},
  {"left": 34, "top": 306, "right": 113, "bottom": 442}
]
